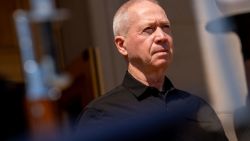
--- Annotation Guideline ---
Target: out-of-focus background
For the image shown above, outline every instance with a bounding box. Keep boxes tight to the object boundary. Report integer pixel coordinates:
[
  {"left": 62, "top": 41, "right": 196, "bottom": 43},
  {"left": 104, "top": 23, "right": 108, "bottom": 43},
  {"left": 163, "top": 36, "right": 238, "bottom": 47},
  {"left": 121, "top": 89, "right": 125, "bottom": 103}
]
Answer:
[{"left": 1, "top": 0, "right": 249, "bottom": 141}]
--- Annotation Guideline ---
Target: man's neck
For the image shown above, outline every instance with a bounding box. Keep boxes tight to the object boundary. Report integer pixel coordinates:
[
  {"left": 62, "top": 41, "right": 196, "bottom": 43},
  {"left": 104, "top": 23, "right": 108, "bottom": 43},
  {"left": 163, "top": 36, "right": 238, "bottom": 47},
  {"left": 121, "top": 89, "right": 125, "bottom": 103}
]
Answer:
[{"left": 128, "top": 65, "right": 166, "bottom": 91}]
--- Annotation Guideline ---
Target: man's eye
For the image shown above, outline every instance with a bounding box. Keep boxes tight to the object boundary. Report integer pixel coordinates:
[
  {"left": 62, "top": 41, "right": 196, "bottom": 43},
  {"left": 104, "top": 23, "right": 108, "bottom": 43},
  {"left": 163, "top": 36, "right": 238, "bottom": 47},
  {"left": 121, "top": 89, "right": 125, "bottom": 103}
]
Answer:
[
  {"left": 162, "top": 25, "right": 170, "bottom": 33},
  {"left": 143, "top": 27, "right": 155, "bottom": 34}
]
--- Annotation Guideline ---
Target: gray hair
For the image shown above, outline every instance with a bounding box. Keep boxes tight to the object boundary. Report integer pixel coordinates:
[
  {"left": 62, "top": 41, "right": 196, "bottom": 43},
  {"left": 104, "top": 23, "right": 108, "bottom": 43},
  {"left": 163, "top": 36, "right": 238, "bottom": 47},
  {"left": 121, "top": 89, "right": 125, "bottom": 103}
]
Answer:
[{"left": 112, "top": 0, "right": 159, "bottom": 36}]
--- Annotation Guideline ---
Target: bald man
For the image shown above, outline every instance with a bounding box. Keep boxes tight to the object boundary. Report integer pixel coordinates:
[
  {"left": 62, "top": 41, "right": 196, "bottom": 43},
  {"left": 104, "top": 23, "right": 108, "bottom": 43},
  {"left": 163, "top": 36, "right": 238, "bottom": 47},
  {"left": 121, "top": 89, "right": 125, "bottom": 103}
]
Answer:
[{"left": 75, "top": 0, "right": 228, "bottom": 140}]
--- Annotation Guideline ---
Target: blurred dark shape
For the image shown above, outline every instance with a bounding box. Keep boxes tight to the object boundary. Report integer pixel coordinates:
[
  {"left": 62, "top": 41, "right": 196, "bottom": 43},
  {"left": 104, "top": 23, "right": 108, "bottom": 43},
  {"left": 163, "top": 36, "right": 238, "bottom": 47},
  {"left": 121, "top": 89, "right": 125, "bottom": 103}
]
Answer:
[
  {"left": 0, "top": 75, "right": 28, "bottom": 141},
  {"left": 0, "top": 48, "right": 100, "bottom": 141},
  {"left": 59, "top": 48, "right": 101, "bottom": 127},
  {"left": 206, "top": 13, "right": 250, "bottom": 61},
  {"left": 206, "top": 11, "right": 250, "bottom": 141}
]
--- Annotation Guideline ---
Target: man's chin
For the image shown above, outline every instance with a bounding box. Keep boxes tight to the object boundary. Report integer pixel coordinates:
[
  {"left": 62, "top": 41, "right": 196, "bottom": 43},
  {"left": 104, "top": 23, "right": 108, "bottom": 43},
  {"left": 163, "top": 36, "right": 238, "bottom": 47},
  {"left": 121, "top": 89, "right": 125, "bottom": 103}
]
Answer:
[{"left": 152, "top": 61, "right": 170, "bottom": 70}]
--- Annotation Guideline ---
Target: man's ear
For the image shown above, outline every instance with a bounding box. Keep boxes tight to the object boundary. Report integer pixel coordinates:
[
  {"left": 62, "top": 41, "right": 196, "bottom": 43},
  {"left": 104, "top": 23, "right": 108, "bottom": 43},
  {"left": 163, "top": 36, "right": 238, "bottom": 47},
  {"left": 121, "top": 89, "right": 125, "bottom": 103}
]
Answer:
[{"left": 114, "top": 36, "right": 128, "bottom": 56}]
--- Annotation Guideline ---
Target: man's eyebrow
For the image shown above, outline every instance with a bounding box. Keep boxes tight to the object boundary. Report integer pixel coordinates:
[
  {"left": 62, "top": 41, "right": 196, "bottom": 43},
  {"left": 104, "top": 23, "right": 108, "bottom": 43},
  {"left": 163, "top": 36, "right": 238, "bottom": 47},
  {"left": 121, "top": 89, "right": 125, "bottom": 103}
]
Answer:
[
  {"left": 161, "top": 20, "right": 170, "bottom": 24},
  {"left": 156, "top": 21, "right": 170, "bottom": 26}
]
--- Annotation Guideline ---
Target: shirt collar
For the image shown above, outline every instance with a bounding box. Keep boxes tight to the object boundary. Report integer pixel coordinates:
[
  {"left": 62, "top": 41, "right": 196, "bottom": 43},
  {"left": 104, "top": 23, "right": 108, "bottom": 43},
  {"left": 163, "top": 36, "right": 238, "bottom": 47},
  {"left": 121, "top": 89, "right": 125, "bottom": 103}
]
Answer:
[{"left": 122, "top": 71, "right": 174, "bottom": 99}]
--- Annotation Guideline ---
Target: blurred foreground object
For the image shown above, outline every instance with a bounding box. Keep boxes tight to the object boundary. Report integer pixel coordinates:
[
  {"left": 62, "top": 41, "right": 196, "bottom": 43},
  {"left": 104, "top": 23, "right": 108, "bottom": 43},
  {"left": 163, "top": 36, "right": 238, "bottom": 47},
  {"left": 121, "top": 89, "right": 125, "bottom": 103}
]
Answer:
[
  {"left": 13, "top": 0, "right": 70, "bottom": 140},
  {"left": 206, "top": 0, "right": 250, "bottom": 141}
]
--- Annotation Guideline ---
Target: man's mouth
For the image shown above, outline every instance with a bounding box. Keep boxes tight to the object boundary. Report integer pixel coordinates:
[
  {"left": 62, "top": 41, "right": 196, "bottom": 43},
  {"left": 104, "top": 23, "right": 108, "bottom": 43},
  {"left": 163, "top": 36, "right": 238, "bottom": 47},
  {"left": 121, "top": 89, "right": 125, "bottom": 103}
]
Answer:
[{"left": 153, "top": 49, "right": 169, "bottom": 54}]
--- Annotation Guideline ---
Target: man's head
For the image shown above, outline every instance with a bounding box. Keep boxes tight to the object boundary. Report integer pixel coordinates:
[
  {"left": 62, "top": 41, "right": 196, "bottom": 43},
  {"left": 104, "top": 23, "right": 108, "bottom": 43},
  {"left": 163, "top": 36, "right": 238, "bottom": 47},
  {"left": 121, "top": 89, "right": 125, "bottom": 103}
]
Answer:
[{"left": 113, "top": 0, "right": 174, "bottom": 73}]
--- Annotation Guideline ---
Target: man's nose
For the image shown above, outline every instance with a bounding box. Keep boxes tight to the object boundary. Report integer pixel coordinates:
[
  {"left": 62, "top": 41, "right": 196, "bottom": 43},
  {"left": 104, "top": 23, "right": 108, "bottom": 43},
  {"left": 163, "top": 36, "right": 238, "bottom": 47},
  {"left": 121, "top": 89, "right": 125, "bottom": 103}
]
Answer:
[{"left": 154, "top": 28, "right": 167, "bottom": 44}]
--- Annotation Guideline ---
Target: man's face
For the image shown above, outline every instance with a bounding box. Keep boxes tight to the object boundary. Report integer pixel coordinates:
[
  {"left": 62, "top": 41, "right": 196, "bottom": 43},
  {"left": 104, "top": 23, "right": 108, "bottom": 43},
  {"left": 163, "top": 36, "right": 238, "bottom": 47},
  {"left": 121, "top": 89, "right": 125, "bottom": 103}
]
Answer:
[{"left": 122, "top": 2, "right": 174, "bottom": 72}]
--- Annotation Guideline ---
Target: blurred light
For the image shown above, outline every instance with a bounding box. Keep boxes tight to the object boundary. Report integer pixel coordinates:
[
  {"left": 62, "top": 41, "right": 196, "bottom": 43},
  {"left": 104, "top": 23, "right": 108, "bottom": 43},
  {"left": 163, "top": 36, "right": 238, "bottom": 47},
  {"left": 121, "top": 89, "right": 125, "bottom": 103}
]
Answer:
[{"left": 24, "top": 60, "right": 38, "bottom": 74}]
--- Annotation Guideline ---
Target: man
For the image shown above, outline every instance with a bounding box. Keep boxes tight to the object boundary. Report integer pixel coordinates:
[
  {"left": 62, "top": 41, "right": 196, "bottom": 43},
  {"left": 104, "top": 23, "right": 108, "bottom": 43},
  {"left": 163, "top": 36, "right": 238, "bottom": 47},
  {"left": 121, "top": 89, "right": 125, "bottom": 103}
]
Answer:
[{"left": 75, "top": 0, "right": 228, "bottom": 140}]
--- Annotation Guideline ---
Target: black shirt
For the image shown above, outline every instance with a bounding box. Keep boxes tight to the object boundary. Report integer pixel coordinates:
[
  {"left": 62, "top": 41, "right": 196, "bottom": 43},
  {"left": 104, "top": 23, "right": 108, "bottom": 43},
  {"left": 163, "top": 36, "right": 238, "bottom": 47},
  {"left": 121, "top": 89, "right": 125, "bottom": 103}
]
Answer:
[{"left": 75, "top": 71, "right": 228, "bottom": 141}]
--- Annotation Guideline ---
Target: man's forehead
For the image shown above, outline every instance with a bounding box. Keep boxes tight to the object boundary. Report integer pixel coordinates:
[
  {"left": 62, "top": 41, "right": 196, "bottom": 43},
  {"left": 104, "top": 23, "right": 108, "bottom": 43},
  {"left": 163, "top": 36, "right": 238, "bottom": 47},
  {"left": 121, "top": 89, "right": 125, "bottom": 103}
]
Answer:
[
  {"left": 129, "top": 3, "right": 169, "bottom": 23},
  {"left": 137, "top": 18, "right": 170, "bottom": 28}
]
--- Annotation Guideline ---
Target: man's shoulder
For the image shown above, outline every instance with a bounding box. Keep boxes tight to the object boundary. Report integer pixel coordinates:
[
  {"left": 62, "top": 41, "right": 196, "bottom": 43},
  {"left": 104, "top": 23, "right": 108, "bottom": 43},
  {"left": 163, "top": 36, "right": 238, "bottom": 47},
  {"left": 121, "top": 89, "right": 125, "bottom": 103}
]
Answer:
[
  {"left": 76, "top": 85, "right": 126, "bottom": 121},
  {"left": 86, "top": 85, "right": 127, "bottom": 108}
]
